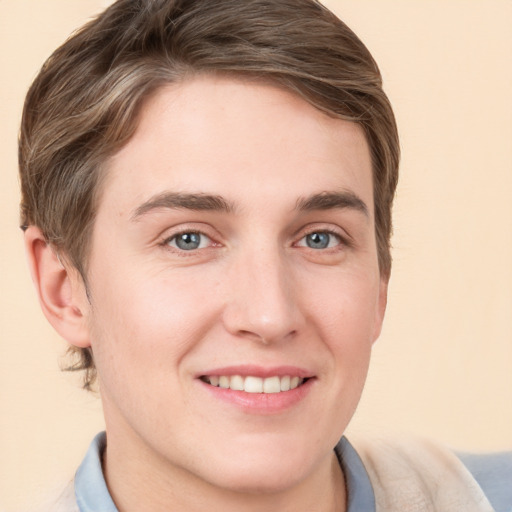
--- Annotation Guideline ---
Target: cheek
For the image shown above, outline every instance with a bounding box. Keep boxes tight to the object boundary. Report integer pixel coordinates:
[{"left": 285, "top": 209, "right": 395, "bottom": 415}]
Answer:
[
  {"left": 309, "top": 271, "right": 381, "bottom": 344},
  {"left": 87, "top": 268, "right": 219, "bottom": 375},
  {"left": 305, "top": 272, "right": 379, "bottom": 397}
]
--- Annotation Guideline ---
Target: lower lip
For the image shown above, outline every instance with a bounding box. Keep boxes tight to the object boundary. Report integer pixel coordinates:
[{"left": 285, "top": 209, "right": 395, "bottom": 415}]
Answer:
[{"left": 199, "top": 378, "right": 315, "bottom": 414}]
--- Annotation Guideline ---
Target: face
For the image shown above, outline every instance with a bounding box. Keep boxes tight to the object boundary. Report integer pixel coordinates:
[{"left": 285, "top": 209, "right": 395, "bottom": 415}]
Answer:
[{"left": 79, "top": 76, "right": 387, "bottom": 492}]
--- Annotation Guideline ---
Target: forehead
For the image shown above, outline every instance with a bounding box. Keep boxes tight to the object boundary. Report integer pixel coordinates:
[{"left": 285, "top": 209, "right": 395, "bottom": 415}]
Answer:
[{"left": 100, "top": 76, "right": 373, "bottom": 217}]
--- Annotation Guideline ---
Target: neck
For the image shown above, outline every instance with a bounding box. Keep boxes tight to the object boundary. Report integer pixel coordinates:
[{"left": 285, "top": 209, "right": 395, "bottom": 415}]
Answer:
[{"left": 103, "top": 428, "right": 346, "bottom": 512}]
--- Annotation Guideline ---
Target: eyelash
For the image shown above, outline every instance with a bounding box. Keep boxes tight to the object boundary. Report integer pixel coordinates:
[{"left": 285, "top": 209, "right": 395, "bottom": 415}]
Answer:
[
  {"left": 295, "top": 228, "right": 351, "bottom": 251},
  {"left": 161, "top": 230, "right": 216, "bottom": 252},
  {"left": 160, "top": 225, "right": 350, "bottom": 254}
]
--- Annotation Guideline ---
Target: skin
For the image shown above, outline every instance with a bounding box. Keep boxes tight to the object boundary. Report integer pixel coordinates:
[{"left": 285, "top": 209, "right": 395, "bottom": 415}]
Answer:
[{"left": 26, "top": 76, "right": 387, "bottom": 512}]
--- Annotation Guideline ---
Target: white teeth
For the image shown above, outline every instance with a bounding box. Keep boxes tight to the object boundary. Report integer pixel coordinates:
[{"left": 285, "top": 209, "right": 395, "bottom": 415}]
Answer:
[
  {"left": 230, "top": 375, "right": 244, "bottom": 391},
  {"left": 219, "top": 376, "right": 230, "bottom": 389},
  {"left": 205, "top": 375, "right": 306, "bottom": 393},
  {"left": 244, "top": 376, "right": 263, "bottom": 393},
  {"left": 263, "top": 376, "right": 281, "bottom": 393},
  {"left": 280, "top": 375, "right": 291, "bottom": 391},
  {"left": 290, "top": 376, "right": 300, "bottom": 390}
]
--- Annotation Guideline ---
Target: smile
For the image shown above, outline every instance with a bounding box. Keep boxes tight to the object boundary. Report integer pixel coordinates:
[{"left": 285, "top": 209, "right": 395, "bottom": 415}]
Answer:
[{"left": 201, "top": 375, "right": 306, "bottom": 393}]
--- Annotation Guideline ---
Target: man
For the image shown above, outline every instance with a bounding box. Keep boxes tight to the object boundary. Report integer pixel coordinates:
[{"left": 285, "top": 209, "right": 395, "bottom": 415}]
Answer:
[{"left": 19, "top": 0, "right": 511, "bottom": 511}]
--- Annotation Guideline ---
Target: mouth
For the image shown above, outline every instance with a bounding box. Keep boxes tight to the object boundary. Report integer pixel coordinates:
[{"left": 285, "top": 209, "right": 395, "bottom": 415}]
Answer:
[{"left": 200, "top": 375, "right": 309, "bottom": 394}]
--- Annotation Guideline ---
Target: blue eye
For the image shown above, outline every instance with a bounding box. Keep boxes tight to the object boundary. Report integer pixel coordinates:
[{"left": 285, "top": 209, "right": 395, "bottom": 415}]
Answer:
[
  {"left": 167, "top": 232, "right": 210, "bottom": 251},
  {"left": 300, "top": 231, "right": 341, "bottom": 249}
]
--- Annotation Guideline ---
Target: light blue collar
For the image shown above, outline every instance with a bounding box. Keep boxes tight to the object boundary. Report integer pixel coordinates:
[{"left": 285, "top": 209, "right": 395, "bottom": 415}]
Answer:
[
  {"left": 75, "top": 432, "right": 117, "bottom": 512},
  {"left": 335, "top": 436, "right": 376, "bottom": 512}
]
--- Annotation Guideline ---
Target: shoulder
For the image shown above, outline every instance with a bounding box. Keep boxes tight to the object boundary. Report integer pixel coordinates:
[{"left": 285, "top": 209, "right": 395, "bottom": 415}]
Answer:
[
  {"left": 458, "top": 450, "right": 512, "bottom": 512},
  {"left": 53, "top": 481, "right": 80, "bottom": 512},
  {"left": 31, "top": 480, "right": 79, "bottom": 512},
  {"left": 353, "top": 437, "right": 509, "bottom": 512}
]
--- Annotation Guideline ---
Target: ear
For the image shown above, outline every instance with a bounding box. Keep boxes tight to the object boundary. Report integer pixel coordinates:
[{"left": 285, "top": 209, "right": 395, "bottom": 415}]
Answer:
[
  {"left": 372, "top": 276, "right": 388, "bottom": 343},
  {"left": 24, "top": 226, "right": 91, "bottom": 348}
]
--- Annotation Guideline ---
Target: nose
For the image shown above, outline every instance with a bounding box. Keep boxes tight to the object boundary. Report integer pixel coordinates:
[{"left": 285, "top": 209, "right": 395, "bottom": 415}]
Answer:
[{"left": 221, "top": 246, "right": 303, "bottom": 345}]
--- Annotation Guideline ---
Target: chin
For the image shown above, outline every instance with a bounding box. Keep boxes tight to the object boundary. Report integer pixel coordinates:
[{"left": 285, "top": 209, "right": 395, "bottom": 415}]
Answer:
[
  {"left": 206, "top": 460, "right": 309, "bottom": 494},
  {"left": 191, "top": 435, "right": 326, "bottom": 494}
]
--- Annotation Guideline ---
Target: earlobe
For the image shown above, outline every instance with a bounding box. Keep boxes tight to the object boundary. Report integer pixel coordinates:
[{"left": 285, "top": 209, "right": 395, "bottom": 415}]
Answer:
[{"left": 24, "top": 226, "right": 91, "bottom": 348}]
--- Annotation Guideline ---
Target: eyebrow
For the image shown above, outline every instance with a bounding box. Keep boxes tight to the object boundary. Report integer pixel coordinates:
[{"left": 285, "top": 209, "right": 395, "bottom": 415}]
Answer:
[
  {"left": 295, "top": 191, "right": 369, "bottom": 217},
  {"left": 131, "top": 189, "right": 368, "bottom": 221},
  {"left": 131, "top": 192, "right": 235, "bottom": 220}
]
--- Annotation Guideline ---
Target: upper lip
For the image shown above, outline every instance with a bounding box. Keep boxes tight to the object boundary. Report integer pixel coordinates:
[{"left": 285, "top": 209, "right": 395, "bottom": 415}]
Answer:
[{"left": 197, "top": 365, "right": 314, "bottom": 379}]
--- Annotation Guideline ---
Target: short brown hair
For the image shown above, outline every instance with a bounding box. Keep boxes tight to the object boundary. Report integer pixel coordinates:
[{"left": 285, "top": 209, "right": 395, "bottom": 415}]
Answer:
[{"left": 19, "top": 0, "right": 399, "bottom": 389}]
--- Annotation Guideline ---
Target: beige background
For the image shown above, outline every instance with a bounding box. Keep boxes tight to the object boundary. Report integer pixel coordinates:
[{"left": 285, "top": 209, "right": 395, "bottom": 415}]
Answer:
[{"left": 1, "top": 1, "right": 511, "bottom": 510}]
